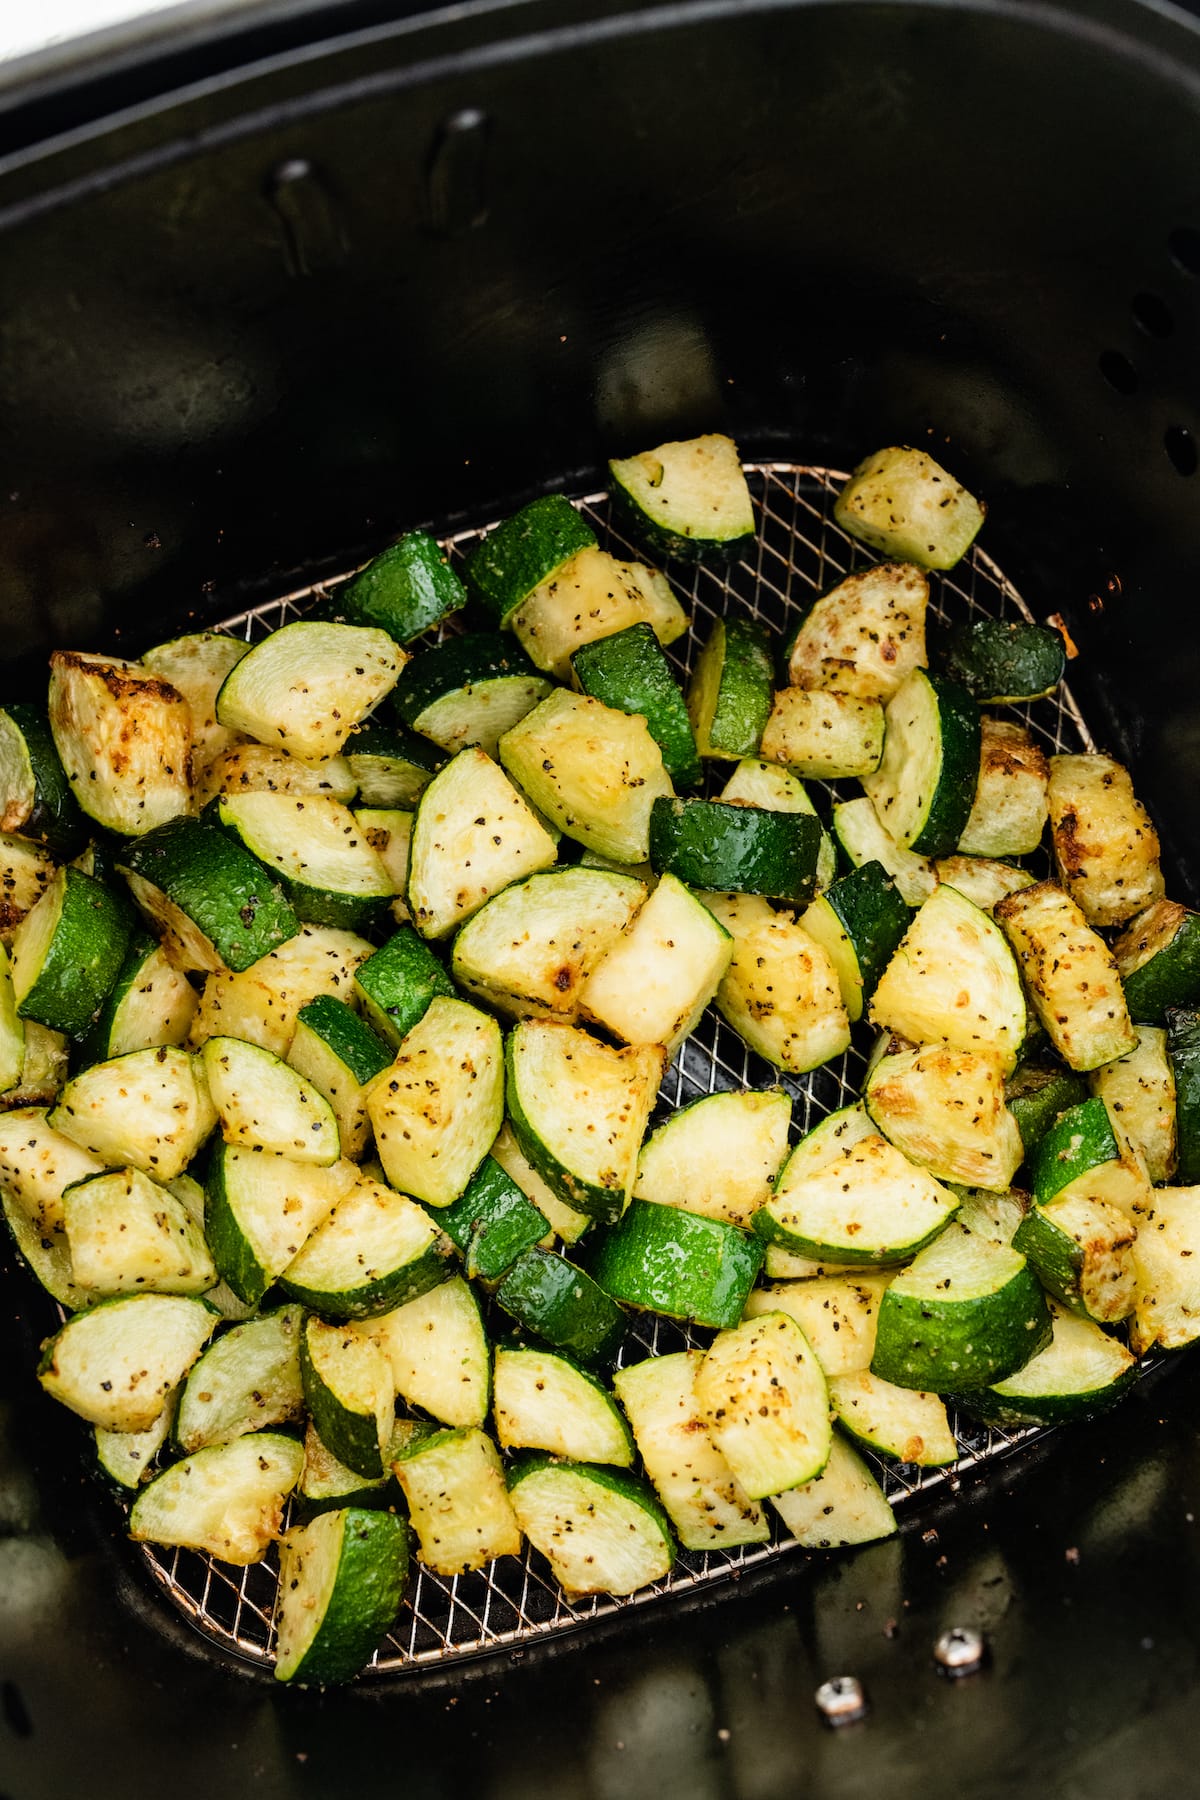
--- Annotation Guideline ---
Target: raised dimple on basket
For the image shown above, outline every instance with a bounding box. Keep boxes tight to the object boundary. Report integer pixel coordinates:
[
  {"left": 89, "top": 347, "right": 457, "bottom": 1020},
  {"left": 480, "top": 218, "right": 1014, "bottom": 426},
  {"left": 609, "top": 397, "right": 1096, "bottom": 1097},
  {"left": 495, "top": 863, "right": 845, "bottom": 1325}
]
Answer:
[{"left": 139, "top": 463, "right": 1095, "bottom": 1676}]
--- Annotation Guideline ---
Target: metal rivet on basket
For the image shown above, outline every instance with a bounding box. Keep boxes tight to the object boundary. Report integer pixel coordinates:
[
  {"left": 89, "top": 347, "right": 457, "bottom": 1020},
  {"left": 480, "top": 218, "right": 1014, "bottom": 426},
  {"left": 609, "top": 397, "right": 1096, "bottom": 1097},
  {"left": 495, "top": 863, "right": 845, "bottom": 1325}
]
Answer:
[
  {"left": 934, "top": 1626, "right": 986, "bottom": 1676},
  {"left": 815, "top": 1675, "right": 868, "bottom": 1725}
]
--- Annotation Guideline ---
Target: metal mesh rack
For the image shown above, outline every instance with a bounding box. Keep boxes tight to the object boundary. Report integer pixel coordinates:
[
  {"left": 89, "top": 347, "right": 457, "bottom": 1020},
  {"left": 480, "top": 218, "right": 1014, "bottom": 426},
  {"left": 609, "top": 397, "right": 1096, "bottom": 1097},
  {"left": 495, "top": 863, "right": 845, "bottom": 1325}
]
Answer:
[{"left": 137, "top": 463, "right": 1096, "bottom": 1677}]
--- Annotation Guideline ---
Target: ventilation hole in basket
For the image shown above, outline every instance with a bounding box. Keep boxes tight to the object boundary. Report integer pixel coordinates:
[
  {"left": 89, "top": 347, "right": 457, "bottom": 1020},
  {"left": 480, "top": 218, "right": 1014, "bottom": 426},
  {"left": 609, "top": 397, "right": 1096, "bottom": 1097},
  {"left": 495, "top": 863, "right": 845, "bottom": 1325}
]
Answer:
[
  {"left": 1098, "top": 350, "right": 1139, "bottom": 394},
  {"left": 1168, "top": 226, "right": 1200, "bottom": 275},
  {"left": 1132, "top": 292, "right": 1175, "bottom": 338},
  {"left": 1164, "top": 426, "right": 1197, "bottom": 476}
]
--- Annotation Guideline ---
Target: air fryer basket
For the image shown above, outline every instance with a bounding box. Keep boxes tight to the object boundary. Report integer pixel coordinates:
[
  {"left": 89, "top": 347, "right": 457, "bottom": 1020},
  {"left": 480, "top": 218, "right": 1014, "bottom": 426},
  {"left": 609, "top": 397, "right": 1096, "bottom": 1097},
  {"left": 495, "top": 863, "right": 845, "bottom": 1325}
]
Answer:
[{"left": 3, "top": 0, "right": 1200, "bottom": 1792}]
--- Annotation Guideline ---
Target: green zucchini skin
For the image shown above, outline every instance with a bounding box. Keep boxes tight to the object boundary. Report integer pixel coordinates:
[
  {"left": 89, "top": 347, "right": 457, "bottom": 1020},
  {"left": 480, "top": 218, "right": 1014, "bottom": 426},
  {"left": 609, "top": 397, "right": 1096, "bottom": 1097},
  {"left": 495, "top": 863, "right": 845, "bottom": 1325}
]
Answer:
[
  {"left": 118, "top": 814, "right": 300, "bottom": 972},
  {"left": 338, "top": 531, "right": 466, "bottom": 644},
  {"left": 0, "top": 702, "right": 88, "bottom": 857},
  {"left": 15, "top": 867, "right": 133, "bottom": 1039},
  {"left": 607, "top": 434, "right": 754, "bottom": 564},
  {"left": 464, "top": 496, "right": 598, "bottom": 624},
  {"left": 274, "top": 1506, "right": 411, "bottom": 1687},
  {"left": 1004, "top": 1061, "right": 1090, "bottom": 1157},
  {"left": 687, "top": 616, "right": 774, "bottom": 760},
  {"left": 587, "top": 1199, "right": 764, "bottom": 1329},
  {"left": 801, "top": 860, "right": 911, "bottom": 1020},
  {"left": 390, "top": 633, "right": 550, "bottom": 737},
  {"left": 864, "top": 669, "right": 981, "bottom": 858},
  {"left": 647, "top": 796, "right": 821, "bottom": 906},
  {"left": 1116, "top": 903, "right": 1200, "bottom": 1023},
  {"left": 494, "top": 1247, "right": 627, "bottom": 1366},
  {"left": 295, "top": 995, "right": 393, "bottom": 1086},
  {"left": 432, "top": 1153, "right": 549, "bottom": 1284},
  {"left": 571, "top": 623, "right": 701, "bottom": 787},
  {"left": 1030, "top": 1097, "right": 1122, "bottom": 1204},
  {"left": 938, "top": 618, "right": 1066, "bottom": 702},
  {"left": 1167, "top": 1006, "right": 1200, "bottom": 1185},
  {"left": 353, "top": 926, "right": 456, "bottom": 1047},
  {"left": 872, "top": 1259, "right": 1051, "bottom": 1392},
  {"left": 341, "top": 721, "right": 443, "bottom": 809}
]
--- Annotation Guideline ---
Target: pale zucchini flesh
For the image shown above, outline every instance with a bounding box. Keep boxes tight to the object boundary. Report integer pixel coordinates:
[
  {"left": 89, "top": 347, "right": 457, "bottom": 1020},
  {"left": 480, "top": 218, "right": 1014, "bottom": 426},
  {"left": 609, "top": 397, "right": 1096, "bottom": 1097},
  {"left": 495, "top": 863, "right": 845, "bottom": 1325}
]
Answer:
[
  {"left": 201, "top": 1034, "right": 340, "bottom": 1164},
  {"left": 995, "top": 881, "right": 1137, "bottom": 1072},
  {"left": 63, "top": 1167, "right": 217, "bottom": 1297},
  {"left": 392, "top": 1427, "right": 522, "bottom": 1576},
  {"left": 50, "top": 1046, "right": 218, "bottom": 1183},
  {"left": 827, "top": 1370, "right": 958, "bottom": 1466},
  {"left": 633, "top": 1088, "right": 791, "bottom": 1228},
  {"left": 215, "top": 621, "right": 404, "bottom": 763},
  {"left": 866, "top": 1045, "right": 1023, "bottom": 1191},
  {"left": 757, "top": 1132, "right": 959, "bottom": 1263},
  {"left": 407, "top": 746, "right": 559, "bottom": 940},
  {"left": 703, "top": 893, "right": 851, "bottom": 1074},
  {"left": 49, "top": 650, "right": 192, "bottom": 835},
  {"left": 511, "top": 545, "right": 688, "bottom": 679},
  {"left": 743, "top": 1275, "right": 890, "bottom": 1378},
  {"left": 768, "top": 1432, "right": 897, "bottom": 1546},
  {"left": 493, "top": 1346, "right": 634, "bottom": 1465},
  {"left": 578, "top": 872, "right": 732, "bottom": 1054},
  {"left": 366, "top": 996, "right": 504, "bottom": 1209},
  {"left": 1048, "top": 752, "right": 1164, "bottom": 928},
  {"left": 785, "top": 561, "right": 929, "bottom": 700},
  {"left": 759, "top": 687, "right": 885, "bottom": 780},
  {"left": 38, "top": 1294, "right": 217, "bottom": 1431},
  {"left": 507, "top": 1458, "right": 674, "bottom": 1597},
  {"left": 694, "top": 1312, "right": 832, "bottom": 1500},
  {"left": 174, "top": 1305, "right": 306, "bottom": 1453},
  {"left": 958, "top": 717, "right": 1049, "bottom": 858},
  {"left": 361, "top": 1276, "right": 490, "bottom": 1428},
  {"left": 129, "top": 1431, "right": 304, "bottom": 1563},
  {"left": 280, "top": 1175, "right": 452, "bottom": 1319}
]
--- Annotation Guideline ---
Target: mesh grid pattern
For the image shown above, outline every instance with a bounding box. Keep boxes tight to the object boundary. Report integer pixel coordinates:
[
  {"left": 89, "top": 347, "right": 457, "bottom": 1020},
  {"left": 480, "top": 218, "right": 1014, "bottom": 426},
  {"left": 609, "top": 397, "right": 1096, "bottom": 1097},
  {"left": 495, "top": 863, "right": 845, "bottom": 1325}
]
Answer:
[{"left": 138, "top": 464, "right": 1095, "bottom": 1677}]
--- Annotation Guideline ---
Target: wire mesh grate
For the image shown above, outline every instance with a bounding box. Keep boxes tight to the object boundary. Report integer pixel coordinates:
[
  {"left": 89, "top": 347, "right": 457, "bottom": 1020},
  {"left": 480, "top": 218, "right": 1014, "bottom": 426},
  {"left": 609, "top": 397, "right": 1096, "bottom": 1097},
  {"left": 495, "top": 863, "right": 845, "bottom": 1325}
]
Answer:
[{"left": 136, "top": 463, "right": 1095, "bottom": 1677}]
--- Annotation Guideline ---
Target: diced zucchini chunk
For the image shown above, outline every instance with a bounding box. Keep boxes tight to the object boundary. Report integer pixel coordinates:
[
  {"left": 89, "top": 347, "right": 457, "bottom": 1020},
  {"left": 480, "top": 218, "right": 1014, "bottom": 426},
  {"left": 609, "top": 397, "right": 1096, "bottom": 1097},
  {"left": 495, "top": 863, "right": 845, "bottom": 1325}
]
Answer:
[
  {"left": 579, "top": 872, "right": 732, "bottom": 1054},
  {"left": 495, "top": 1247, "right": 626, "bottom": 1365},
  {"left": 361, "top": 1276, "right": 490, "bottom": 1428},
  {"left": 338, "top": 526, "right": 466, "bottom": 642},
  {"left": 721, "top": 758, "right": 837, "bottom": 887},
  {"left": 392, "top": 633, "right": 552, "bottom": 757},
  {"left": 2, "top": 1190, "right": 92, "bottom": 1310},
  {"left": 464, "top": 494, "right": 597, "bottom": 625},
  {"left": 204, "top": 1144, "right": 359, "bottom": 1306},
  {"left": 1048, "top": 752, "right": 1164, "bottom": 928},
  {"left": 301, "top": 1315, "right": 395, "bottom": 1479},
  {"left": 201, "top": 1034, "right": 339, "bottom": 1164},
  {"left": 755, "top": 1131, "right": 959, "bottom": 1264},
  {"left": 216, "top": 792, "right": 395, "bottom": 932},
  {"left": 512, "top": 545, "right": 688, "bottom": 679},
  {"left": 63, "top": 1167, "right": 216, "bottom": 1296},
  {"left": 197, "top": 742, "right": 358, "bottom": 809},
  {"left": 1030, "top": 1096, "right": 1151, "bottom": 1221},
  {"left": 141, "top": 630, "right": 251, "bottom": 775},
  {"left": 0, "top": 830, "right": 57, "bottom": 940},
  {"left": 939, "top": 617, "right": 1066, "bottom": 704},
  {"left": 118, "top": 815, "right": 300, "bottom": 976},
  {"left": 834, "top": 446, "right": 984, "bottom": 570},
  {"left": 38, "top": 1293, "right": 217, "bottom": 1431},
  {"left": 932, "top": 856, "right": 1035, "bottom": 913},
  {"left": 82, "top": 931, "right": 198, "bottom": 1063},
  {"left": 695, "top": 1312, "right": 831, "bottom": 1501},
  {"left": 800, "top": 860, "right": 912, "bottom": 1024},
  {"left": 508, "top": 1456, "right": 675, "bottom": 1597},
  {"left": 216, "top": 621, "right": 404, "bottom": 763},
  {"left": 392, "top": 1427, "right": 522, "bottom": 1575},
  {"left": 174, "top": 1305, "right": 306, "bottom": 1453},
  {"left": 1012, "top": 1192, "right": 1137, "bottom": 1324},
  {"left": 958, "top": 717, "right": 1049, "bottom": 858},
  {"left": 573, "top": 621, "right": 699, "bottom": 788},
  {"left": 827, "top": 1370, "right": 958, "bottom": 1466},
  {"left": 702, "top": 892, "right": 850, "bottom": 1074},
  {"left": 609, "top": 433, "right": 754, "bottom": 562},
  {"left": 352, "top": 925, "right": 454, "bottom": 1049},
  {"left": 490, "top": 1121, "right": 592, "bottom": 1246},
  {"left": 1130, "top": 1186, "right": 1200, "bottom": 1353},
  {"left": 274, "top": 1506, "right": 410, "bottom": 1687},
  {"left": 866, "top": 1044, "right": 1023, "bottom": 1191},
  {"left": 968, "top": 1300, "right": 1136, "bottom": 1426},
  {"left": 12, "top": 865, "right": 133, "bottom": 1039},
  {"left": 687, "top": 616, "right": 773, "bottom": 762},
  {"left": 129, "top": 1431, "right": 304, "bottom": 1563},
  {"left": 0, "top": 1105, "right": 106, "bottom": 1233},
  {"left": 50, "top": 1046, "right": 217, "bottom": 1182},
  {"left": 633, "top": 1088, "right": 791, "bottom": 1229},
  {"left": 282, "top": 1174, "right": 452, "bottom": 1320},
  {"left": 589, "top": 1199, "right": 764, "bottom": 1329},
  {"left": 769, "top": 1433, "right": 897, "bottom": 1547},
  {"left": 189, "top": 923, "right": 373, "bottom": 1059},
  {"left": 995, "top": 881, "right": 1137, "bottom": 1072},
  {"left": 1089, "top": 1025, "right": 1176, "bottom": 1185},
  {"left": 493, "top": 1346, "right": 633, "bottom": 1465},
  {"left": 785, "top": 562, "right": 929, "bottom": 700},
  {"left": 832, "top": 797, "right": 936, "bottom": 906},
  {"left": 759, "top": 688, "right": 885, "bottom": 780},
  {"left": 861, "top": 668, "right": 980, "bottom": 858},
  {"left": 367, "top": 996, "right": 504, "bottom": 1209},
  {"left": 49, "top": 650, "right": 192, "bottom": 834},
  {"left": 286, "top": 995, "right": 393, "bottom": 1161},
  {"left": 407, "top": 745, "right": 558, "bottom": 941},
  {"left": 744, "top": 1275, "right": 890, "bottom": 1378}
]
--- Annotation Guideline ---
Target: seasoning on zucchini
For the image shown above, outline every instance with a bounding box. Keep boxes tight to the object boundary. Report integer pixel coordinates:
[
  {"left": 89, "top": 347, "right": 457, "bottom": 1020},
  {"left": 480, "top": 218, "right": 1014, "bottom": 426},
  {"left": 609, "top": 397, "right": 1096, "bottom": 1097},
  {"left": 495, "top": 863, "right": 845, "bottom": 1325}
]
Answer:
[
  {"left": 280, "top": 1174, "right": 453, "bottom": 1319},
  {"left": 363, "top": 1275, "right": 491, "bottom": 1428},
  {"left": 957, "top": 717, "right": 1049, "bottom": 859},
  {"left": 117, "top": 813, "right": 300, "bottom": 974},
  {"left": 432, "top": 1154, "right": 549, "bottom": 1284},
  {"left": 338, "top": 529, "right": 466, "bottom": 642},
  {"left": 63, "top": 1166, "right": 216, "bottom": 1297},
  {"left": 0, "top": 701, "right": 87, "bottom": 856},
  {"left": 995, "top": 880, "right": 1137, "bottom": 1072},
  {"left": 11, "top": 865, "right": 132, "bottom": 1039},
  {"left": 769, "top": 1432, "right": 897, "bottom": 1547},
  {"left": 129, "top": 1430, "right": 305, "bottom": 1563},
  {"left": 1048, "top": 752, "right": 1164, "bottom": 928},
  {"left": 463, "top": 494, "right": 598, "bottom": 625},
  {"left": 588, "top": 1198, "right": 764, "bottom": 1329},
  {"left": 720, "top": 757, "right": 838, "bottom": 888},
  {"left": 511, "top": 546, "right": 688, "bottom": 680},
  {"left": 648, "top": 795, "right": 822, "bottom": 907},
  {"left": 633, "top": 1087, "right": 791, "bottom": 1229},
  {"left": 865, "top": 1044, "right": 1023, "bottom": 1191},
  {"left": 215, "top": 620, "right": 404, "bottom": 763},
  {"left": 493, "top": 1344, "right": 634, "bottom": 1466},
  {"left": 578, "top": 871, "right": 732, "bottom": 1054},
  {"left": 955, "top": 1300, "right": 1136, "bottom": 1427},
  {"left": 783, "top": 561, "right": 929, "bottom": 700},
  {"left": 353, "top": 925, "right": 456, "bottom": 1047},
  {"left": 826, "top": 1370, "right": 958, "bottom": 1467},
  {"left": 217, "top": 792, "right": 395, "bottom": 933},
  {"left": 799, "top": 860, "right": 911, "bottom": 1024},
  {"left": 274, "top": 1505, "right": 410, "bottom": 1687},
  {"left": 759, "top": 687, "right": 886, "bottom": 780},
  {"left": 861, "top": 668, "right": 981, "bottom": 857},
  {"left": 390, "top": 633, "right": 554, "bottom": 757},
  {"left": 287, "top": 995, "right": 393, "bottom": 1161},
  {"left": 686, "top": 615, "right": 774, "bottom": 761},
  {"left": 1030, "top": 1095, "right": 1151, "bottom": 1219},
  {"left": 50, "top": 1045, "right": 217, "bottom": 1182},
  {"left": 1089, "top": 1025, "right": 1176, "bottom": 1185},
  {"left": 694, "top": 1312, "right": 832, "bottom": 1500},
  {"left": 48, "top": 650, "right": 192, "bottom": 835},
  {"left": 834, "top": 446, "right": 985, "bottom": 570},
  {"left": 392, "top": 1426, "right": 523, "bottom": 1575},
  {"left": 608, "top": 433, "right": 755, "bottom": 562},
  {"left": 703, "top": 891, "right": 851, "bottom": 1074},
  {"left": 744, "top": 1275, "right": 890, "bottom": 1379},
  {"left": 571, "top": 621, "right": 700, "bottom": 786},
  {"left": 174, "top": 1305, "right": 306, "bottom": 1453},
  {"left": 754, "top": 1130, "right": 959, "bottom": 1264},
  {"left": 831, "top": 796, "right": 936, "bottom": 906},
  {"left": 1114, "top": 899, "right": 1200, "bottom": 1024},
  {"left": 39, "top": 1293, "right": 218, "bottom": 1431},
  {"left": 367, "top": 995, "right": 504, "bottom": 1209},
  {"left": 938, "top": 617, "right": 1066, "bottom": 703},
  {"left": 79, "top": 928, "right": 198, "bottom": 1065}
]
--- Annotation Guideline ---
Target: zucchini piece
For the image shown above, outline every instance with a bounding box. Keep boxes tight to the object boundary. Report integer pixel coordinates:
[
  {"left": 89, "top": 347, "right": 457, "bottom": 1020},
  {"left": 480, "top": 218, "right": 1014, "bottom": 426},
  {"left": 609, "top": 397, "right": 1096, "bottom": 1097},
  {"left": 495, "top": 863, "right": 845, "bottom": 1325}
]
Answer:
[
  {"left": 831, "top": 796, "right": 936, "bottom": 906},
  {"left": 490, "top": 1120, "right": 592, "bottom": 1247},
  {"left": 695, "top": 1312, "right": 832, "bottom": 1500},
  {"left": 493, "top": 1345, "right": 634, "bottom": 1465},
  {"left": 866, "top": 1044, "right": 1023, "bottom": 1190},
  {"left": 939, "top": 618, "right": 1066, "bottom": 703},
  {"left": 1167, "top": 1006, "right": 1200, "bottom": 1186},
  {"left": 341, "top": 723, "right": 441, "bottom": 809},
  {"left": 588, "top": 1198, "right": 764, "bottom": 1329},
  {"left": 451, "top": 866, "right": 646, "bottom": 1023},
  {"left": 216, "top": 792, "right": 395, "bottom": 932},
  {"left": 611, "top": 1350, "right": 769, "bottom": 1550},
  {"left": 507, "top": 1454, "right": 674, "bottom": 1596},
  {"left": 391, "top": 633, "right": 553, "bottom": 759},
  {"left": 0, "top": 1104, "right": 106, "bottom": 1233},
  {"left": 868, "top": 881, "right": 1026, "bottom": 1075},
  {"left": 353, "top": 925, "right": 455, "bottom": 1048},
  {"left": 720, "top": 757, "right": 837, "bottom": 889},
  {"left": 572, "top": 621, "right": 699, "bottom": 787},
  {"left": 50, "top": 1045, "right": 216, "bottom": 1181},
  {"left": 0, "top": 831, "right": 56, "bottom": 940},
  {"left": 578, "top": 872, "right": 732, "bottom": 1054},
  {"left": 189, "top": 922, "right": 372, "bottom": 1058},
  {"left": 204, "top": 1144, "right": 358, "bottom": 1306},
  {"left": 743, "top": 1275, "right": 890, "bottom": 1378},
  {"left": 1, "top": 1019, "right": 67, "bottom": 1111},
  {"left": 174, "top": 1305, "right": 305, "bottom": 1453},
  {"left": 505, "top": 1019, "right": 663, "bottom": 1225},
  {"left": 12, "top": 866, "right": 132, "bottom": 1038},
  {"left": 0, "top": 701, "right": 87, "bottom": 856},
  {"left": 393, "top": 1426, "right": 523, "bottom": 1575},
  {"left": 648, "top": 796, "right": 822, "bottom": 908},
  {"left": 512, "top": 546, "right": 688, "bottom": 680},
  {"left": 687, "top": 615, "right": 773, "bottom": 762},
  {"left": 779, "top": 1100, "right": 875, "bottom": 1177},
  {"left": 215, "top": 621, "right": 404, "bottom": 763},
  {"left": 301, "top": 1315, "right": 394, "bottom": 1479},
  {"left": 367, "top": 996, "right": 504, "bottom": 1208},
  {"left": 1012, "top": 1192, "right": 1136, "bottom": 1323},
  {"left": 759, "top": 687, "right": 886, "bottom": 780},
  {"left": 118, "top": 814, "right": 299, "bottom": 975},
  {"left": 48, "top": 650, "right": 192, "bottom": 835},
  {"left": 201, "top": 1034, "right": 339, "bottom": 1164},
  {"left": 609, "top": 433, "right": 754, "bottom": 562},
  {"left": 799, "top": 860, "right": 911, "bottom": 1024},
  {"left": 633, "top": 1087, "right": 791, "bottom": 1229},
  {"left": 407, "top": 745, "right": 558, "bottom": 940},
  {"left": 1005, "top": 1059, "right": 1090, "bottom": 1157},
  {"left": 355, "top": 808, "right": 413, "bottom": 923},
  {"left": 0, "top": 939, "right": 24, "bottom": 1095},
  {"left": 95, "top": 1403, "right": 178, "bottom": 1491},
  {"left": 63, "top": 1167, "right": 216, "bottom": 1297},
  {"left": 702, "top": 891, "right": 851, "bottom": 1074},
  {"left": 995, "top": 880, "right": 1137, "bottom": 1072},
  {"left": 464, "top": 494, "right": 598, "bottom": 625},
  {"left": 494, "top": 1247, "right": 627, "bottom": 1365},
  {"left": 287, "top": 995, "right": 392, "bottom": 1161},
  {"left": 1130, "top": 1185, "right": 1200, "bottom": 1353},
  {"left": 826, "top": 1370, "right": 957, "bottom": 1466},
  {"left": 361, "top": 1276, "right": 490, "bottom": 1428},
  {"left": 1089, "top": 1025, "right": 1176, "bottom": 1185},
  {"left": 38, "top": 1293, "right": 217, "bottom": 1430},
  {"left": 862, "top": 668, "right": 980, "bottom": 857},
  {"left": 871, "top": 1223, "right": 1051, "bottom": 1391},
  {"left": 338, "top": 529, "right": 466, "bottom": 643},
  {"left": 1031, "top": 1095, "right": 1152, "bottom": 1219},
  {"left": 128, "top": 1430, "right": 304, "bottom": 1563},
  {"left": 275, "top": 1506, "right": 410, "bottom": 1687},
  {"left": 957, "top": 717, "right": 1049, "bottom": 859},
  {"left": 783, "top": 562, "right": 929, "bottom": 701},
  {"left": 79, "top": 929, "right": 198, "bottom": 1064},
  {"left": 141, "top": 630, "right": 252, "bottom": 776},
  {"left": 1116, "top": 899, "right": 1200, "bottom": 1024},
  {"left": 959, "top": 1300, "right": 1136, "bottom": 1427},
  {"left": 499, "top": 689, "right": 674, "bottom": 864},
  {"left": 755, "top": 1131, "right": 959, "bottom": 1264},
  {"left": 769, "top": 1432, "right": 897, "bottom": 1546},
  {"left": 1048, "top": 752, "right": 1164, "bottom": 929},
  {"left": 196, "top": 742, "right": 359, "bottom": 809},
  {"left": 932, "top": 856, "right": 1035, "bottom": 912},
  {"left": 295, "top": 1420, "right": 392, "bottom": 1519},
  {"left": 432, "top": 1154, "right": 549, "bottom": 1284},
  {"left": 281, "top": 1174, "right": 452, "bottom": 1318},
  {"left": 1, "top": 1189, "right": 90, "bottom": 1310},
  {"left": 834, "top": 446, "right": 985, "bottom": 569}
]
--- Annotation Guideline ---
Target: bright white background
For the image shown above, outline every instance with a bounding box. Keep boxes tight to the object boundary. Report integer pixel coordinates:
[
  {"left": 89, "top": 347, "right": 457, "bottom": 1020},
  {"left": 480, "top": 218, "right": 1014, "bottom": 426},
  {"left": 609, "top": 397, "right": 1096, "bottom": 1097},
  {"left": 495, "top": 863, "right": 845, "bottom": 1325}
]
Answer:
[{"left": 0, "top": 0, "right": 189, "bottom": 62}]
